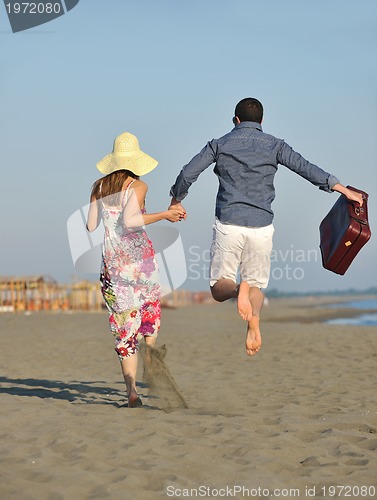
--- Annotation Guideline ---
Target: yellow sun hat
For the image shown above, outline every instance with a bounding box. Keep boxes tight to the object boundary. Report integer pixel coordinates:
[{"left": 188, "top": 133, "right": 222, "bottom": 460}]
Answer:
[{"left": 96, "top": 132, "right": 158, "bottom": 176}]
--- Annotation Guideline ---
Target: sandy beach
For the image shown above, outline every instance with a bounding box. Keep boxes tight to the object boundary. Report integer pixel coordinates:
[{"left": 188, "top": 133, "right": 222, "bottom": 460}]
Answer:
[{"left": 1, "top": 296, "right": 377, "bottom": 499}]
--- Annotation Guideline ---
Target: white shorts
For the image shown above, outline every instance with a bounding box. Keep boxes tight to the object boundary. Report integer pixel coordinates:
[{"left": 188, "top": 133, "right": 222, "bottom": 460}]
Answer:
[{"left": 209, "top": 219, "right": 274, "bottom": 289}]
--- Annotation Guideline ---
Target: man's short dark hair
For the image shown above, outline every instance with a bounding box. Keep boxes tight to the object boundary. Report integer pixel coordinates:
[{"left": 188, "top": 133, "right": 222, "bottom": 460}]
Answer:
[{"left": 235, "top": 98, "right": 263, "bottom": 123}]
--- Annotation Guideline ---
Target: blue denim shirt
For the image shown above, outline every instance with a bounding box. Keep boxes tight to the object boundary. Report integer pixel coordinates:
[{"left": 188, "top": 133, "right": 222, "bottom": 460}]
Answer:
[{"left": 170, "top": 121, "right": 340, "bottom": 227}]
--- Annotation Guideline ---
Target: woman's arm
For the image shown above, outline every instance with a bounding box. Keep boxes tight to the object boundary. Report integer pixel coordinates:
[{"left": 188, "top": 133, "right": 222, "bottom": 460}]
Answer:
[
  {"left": 139, "top": 210, "right": 183, "bottom": 225},
  {"left": 123, "top": 182, "right": 184, "bottom": 228},
  {"left": 86, "top": 195, "right": 101, "bottom": 232}
]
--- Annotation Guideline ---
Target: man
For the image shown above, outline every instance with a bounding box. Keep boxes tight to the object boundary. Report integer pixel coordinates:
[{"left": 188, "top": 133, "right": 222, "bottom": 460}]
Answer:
[{"left": 169, "top": 98, "right": 363, "bottom": 356}]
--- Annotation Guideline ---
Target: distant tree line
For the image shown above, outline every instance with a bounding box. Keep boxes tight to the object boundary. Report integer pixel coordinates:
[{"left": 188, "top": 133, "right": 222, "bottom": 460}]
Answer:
[{"left": 266, "top": 287, "right": 377, "bottom": 298}]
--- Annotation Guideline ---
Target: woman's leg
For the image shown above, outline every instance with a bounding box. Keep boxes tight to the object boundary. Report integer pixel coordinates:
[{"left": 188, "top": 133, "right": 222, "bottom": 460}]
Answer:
[
  {"left": 142, "top": 335, "right": 157, "bottom": 372},
  {"left": 120, "top": 353, "right": 141, "bottom": 407},
  {"left": 119, "top": 338, "right": 157, "bottom": 406},
  {"left": 145, "top": 335, "right": 156, "bottom": 347}
]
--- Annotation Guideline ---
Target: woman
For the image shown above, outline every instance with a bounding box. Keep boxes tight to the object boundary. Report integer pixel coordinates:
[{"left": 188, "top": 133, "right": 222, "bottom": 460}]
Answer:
[{"left": 86, "top": 132, "right": 184, "bottom": 407}]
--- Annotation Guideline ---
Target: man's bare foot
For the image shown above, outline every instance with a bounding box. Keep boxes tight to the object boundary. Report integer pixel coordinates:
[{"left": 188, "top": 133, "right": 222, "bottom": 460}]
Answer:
[
  {"left": 237, "top": 281, "right": 253, "bottom": 321},
  {"left": 245, "top": 316, "right": 262, "bottom": 356},
  {"left": 128, "top": 389, "right": 142, "bottom": 408}
]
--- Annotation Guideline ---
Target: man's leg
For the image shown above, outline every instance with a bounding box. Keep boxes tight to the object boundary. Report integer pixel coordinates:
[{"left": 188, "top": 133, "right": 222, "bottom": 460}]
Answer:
[
  {"left": 237, "top": 281, "right": 253, "bottom": 321},
  {"left": 211, "top": 279, "right": 253, "bottom": 321},
  {"left": 209, "top": 221, "right": 242, "bottom": 303},
  {"left": 240, "top": 224, "right": 274, "bottom": 356},
  {"left": 210, "top": 278, "right": 238, "bottom": 302},
  {"left": 211, "top": 278, "right": 252, "bottom": 321},
  {"left": 245, "top": 287, "right": 264, "bottom": 356}
]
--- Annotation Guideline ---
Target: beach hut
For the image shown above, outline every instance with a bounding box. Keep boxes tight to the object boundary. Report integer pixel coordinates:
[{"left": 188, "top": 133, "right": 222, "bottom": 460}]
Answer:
[
  {"left": 161, "top": 289, "right": 193, "bottom": 308},
  {"left": 0, "top": 275, "right": 68, "bottom": 312},
  {"left": 68, "top": 280, "right": 103, "bottom": 311}
]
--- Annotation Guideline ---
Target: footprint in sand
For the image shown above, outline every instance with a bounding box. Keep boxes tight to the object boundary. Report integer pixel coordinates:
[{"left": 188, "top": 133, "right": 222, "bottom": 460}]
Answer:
[
  {"left": 358, "top": 424, "right": 376, "bottom": 434},
  {"left": 344, "top": 458, "right": 369, "bottom": 466},
  {"left": 296, "top": 431, "right": 323, "bottom": 443},
  {"left": 357, "top": 439, "right": 377, "bottom": 451},
  {"left": 89, "top": 485, "right": 109, "bottom": 498},
  {"left": 22, "top": 470, "right": 53, "bottom": 483},
  {"left": 300, "top": 456, "right": 321, "bottom": 467},
  {"left": 264, "top": 417, "right": 281, "bottom": 425},
  {"left": 342, "top": 451, "right": 364, "bottom": 457},
  {"left": 332, "top": 423, "right": 376, "bottom": 433}
]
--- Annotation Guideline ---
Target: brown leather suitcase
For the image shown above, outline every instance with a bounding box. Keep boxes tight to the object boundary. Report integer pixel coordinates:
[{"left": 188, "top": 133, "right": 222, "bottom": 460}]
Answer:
[{"left": 319, "top": 186, "right": 371, "bottom": 275}]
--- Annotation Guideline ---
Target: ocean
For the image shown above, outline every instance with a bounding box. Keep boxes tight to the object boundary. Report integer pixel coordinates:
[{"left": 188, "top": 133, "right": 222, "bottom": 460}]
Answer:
[{"left": 326, "top": 298, "right": 377, "bottom": 326}]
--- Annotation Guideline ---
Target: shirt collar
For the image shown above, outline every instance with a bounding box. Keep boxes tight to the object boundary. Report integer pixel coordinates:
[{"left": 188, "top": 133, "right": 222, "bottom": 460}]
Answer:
[{"left": 234, "top": 121, "right": 263, "bottom": 131}]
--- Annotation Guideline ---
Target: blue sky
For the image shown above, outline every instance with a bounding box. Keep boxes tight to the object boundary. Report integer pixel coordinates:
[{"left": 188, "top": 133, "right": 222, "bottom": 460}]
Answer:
[{"left": 1, "top": 0, "right": 376, "bottom": 292}]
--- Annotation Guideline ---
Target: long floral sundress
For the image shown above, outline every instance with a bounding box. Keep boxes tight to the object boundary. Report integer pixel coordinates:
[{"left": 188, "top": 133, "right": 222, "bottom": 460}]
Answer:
[{"left": 99, "top": 180, "right": 161, "bottom": 360}]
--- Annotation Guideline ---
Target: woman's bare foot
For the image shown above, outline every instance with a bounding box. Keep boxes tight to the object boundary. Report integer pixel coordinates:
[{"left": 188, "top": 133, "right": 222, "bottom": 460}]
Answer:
[
  {"left": 245, "top": 316, "right": 262, "bottom": 356},
  {"left": 237, "top": 281, "right": 253, "bottom": 321},
  {"left": 128, "top": 389, "right": 142, "bottom": 408}
]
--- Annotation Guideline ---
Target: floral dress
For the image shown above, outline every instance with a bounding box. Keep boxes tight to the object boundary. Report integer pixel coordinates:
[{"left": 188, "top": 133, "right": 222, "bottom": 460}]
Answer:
[{"left": 99, "top": 180, "right": 161, "bottom": 360}]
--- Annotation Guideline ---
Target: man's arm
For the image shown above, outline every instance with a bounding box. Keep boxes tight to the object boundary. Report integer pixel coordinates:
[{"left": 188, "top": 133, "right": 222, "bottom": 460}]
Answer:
[
  {"left": 277, "top": 141, "right": 340, "bottom": 192},
  {"left": 277, "top": 142, "right": 364, "bottom": 205},
  {"left": 169, "top": 140, "right": 217, "bottom": 214}
]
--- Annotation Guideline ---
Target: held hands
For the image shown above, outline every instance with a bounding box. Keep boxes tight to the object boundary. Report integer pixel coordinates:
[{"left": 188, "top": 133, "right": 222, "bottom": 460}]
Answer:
[
  {"left": 168, "top": 198, "right": 187, "bottom": 221},
  {"left": 165, "top": 209, "right": 186, "bottom": 223}
]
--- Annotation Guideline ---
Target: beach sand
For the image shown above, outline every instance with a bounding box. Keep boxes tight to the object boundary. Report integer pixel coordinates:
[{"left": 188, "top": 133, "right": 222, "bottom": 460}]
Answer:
[{"left": 1, "top": 297, "right": 377, "bottom": 499}]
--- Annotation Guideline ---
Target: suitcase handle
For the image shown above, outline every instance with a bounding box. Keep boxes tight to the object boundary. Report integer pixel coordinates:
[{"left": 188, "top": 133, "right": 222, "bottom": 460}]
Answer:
[{"left": 347, "top": 186, "right": 369, "bottom": 224}]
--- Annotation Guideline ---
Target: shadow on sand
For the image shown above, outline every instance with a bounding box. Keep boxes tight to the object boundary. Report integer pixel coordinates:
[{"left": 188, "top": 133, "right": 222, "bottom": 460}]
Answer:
[
  {"left": 0, "top": 343, "right": 188, "bottom": 411},
  {"left": 0, "top": 376, "right": 136, "bottom": 407}
]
